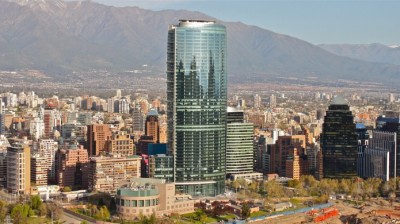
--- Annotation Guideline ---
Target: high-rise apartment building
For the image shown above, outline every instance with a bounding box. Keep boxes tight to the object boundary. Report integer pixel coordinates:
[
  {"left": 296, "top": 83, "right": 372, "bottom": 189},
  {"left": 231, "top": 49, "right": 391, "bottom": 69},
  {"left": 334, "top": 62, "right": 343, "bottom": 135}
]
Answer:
[
  {"left": 87, "top": 124, "right": 112, "bottom": 156},
  {"left": 270, "top": 94, "right": 277, "bottom": 109},
  {"left": 30, "top": 117, "right": 45, "bottom": 140},
  {"left": 88, "top": 156, "right": 141, "bottom": 193},
  {"left": 132, "top": 108, "right": 145, "bottom": 132},
  {"left": 167, "top": 20, "right": 227, "bottom": 196},
  {"left": 145, "top": 110, "right": 160, "bottom": 143},
  {"left": 37, "top": 139, "right": 58, "bottom": 182},
  {"left": 388, "top": 93, "right": 395, "bottom": 103},
  {"left": 270, "top": 135, "right": 306, "bottom": 176},
  {"left": 254, "top": 94, "right": 261, "bottom": 109},
  {"left": 321, "top": 96, "right": 357, "bottom": 179},
  {"left": 106, "top": 131, "right": 135, "bottom": 156},
  {"left": 7, "top": 145, "right": 31, "bottom": 194},
  {"left": 0, "top": 99, "right": 4, "bottom": 135},
  {"left": 286, "top": 147, "right": 308, "bottom": 180},
  {"left": 55, "top": 144, "right": 89, "bottom": 189},
  {"left": 43, "top": 109, "right": 62, "bottom": 138},
  {"left": 31, "top": 153, "right": 48, "bottom": 186}
]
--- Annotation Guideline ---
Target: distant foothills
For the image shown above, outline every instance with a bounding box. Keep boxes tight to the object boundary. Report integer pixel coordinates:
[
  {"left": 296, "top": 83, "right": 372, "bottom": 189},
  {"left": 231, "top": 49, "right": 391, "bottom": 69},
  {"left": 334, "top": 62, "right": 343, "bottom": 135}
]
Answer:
[{"left": 1, "top": 0, "right": 400, "bottom": 85}]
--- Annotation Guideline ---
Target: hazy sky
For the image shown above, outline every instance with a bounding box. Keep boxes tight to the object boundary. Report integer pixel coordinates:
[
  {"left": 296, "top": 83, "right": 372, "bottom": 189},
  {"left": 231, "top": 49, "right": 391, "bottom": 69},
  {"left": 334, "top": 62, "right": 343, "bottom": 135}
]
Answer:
[{"left": 87, "top": 0, "right": 399, "bottom": 45}]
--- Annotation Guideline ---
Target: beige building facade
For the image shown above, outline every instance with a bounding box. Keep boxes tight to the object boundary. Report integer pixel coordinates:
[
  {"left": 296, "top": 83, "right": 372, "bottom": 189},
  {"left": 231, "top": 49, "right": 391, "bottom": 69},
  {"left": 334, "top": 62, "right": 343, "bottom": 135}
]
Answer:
[{"left": 116, "top": 178, "right": 194, "bottom": 219}]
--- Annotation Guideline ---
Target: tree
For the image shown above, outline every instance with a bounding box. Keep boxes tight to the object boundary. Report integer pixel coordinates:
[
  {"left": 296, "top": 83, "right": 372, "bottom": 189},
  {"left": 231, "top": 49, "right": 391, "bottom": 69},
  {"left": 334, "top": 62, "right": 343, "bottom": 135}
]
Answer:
[
  {"left": 288, "top": 179, "right": 301, "bottom": 189},
  {"left": 241, "top": 203, "right": 251, "bottom": 219},
  {"left": 61, "top": 186, "right": 72, "bottom": 192},
  {"left": 38, "top": 203, "right": 47, "bottom": 217},
  {"left": 47, "top": 202, "right": 63, "bottom": 221},
  {"left": 30, "top": 195, "right": 42, "bottom": 210},
  {"left": 265, "top": 180, "right": 286, "bottom": 198},
  {"left": 232, "top": 180, "right": 240, "bottom": 192},
  {"left": 94, "top": 205, "right": 110, "bottom": 221},
  {"left": 249, "top": 181, "right": 259, "bottom": 192},
  {"left": 0, "top": 200, "right": 8, "bottom": 223},
  {"left": 11, "top": 204, "right": 32, "bottom": 224},
  {"left": 138, "top": 213, "right": 157, "bottom": 224}
]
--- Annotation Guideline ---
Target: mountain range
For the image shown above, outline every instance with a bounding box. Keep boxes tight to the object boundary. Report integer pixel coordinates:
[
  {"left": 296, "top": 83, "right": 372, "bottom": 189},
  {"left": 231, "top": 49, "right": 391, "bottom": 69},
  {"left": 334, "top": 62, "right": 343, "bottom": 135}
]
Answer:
[
  {"left": 319, "top": 43, "right": 400, "bottom": 66},
  {"left": 1, "top": 0, "right": 400, "bottom": 85}
]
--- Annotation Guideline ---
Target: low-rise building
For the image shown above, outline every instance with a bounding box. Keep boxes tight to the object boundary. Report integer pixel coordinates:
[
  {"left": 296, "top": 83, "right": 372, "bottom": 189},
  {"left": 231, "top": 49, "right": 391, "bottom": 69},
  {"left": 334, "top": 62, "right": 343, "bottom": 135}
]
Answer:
[{"left": 116, "top": 178, "right": 194, "bottom": 219}]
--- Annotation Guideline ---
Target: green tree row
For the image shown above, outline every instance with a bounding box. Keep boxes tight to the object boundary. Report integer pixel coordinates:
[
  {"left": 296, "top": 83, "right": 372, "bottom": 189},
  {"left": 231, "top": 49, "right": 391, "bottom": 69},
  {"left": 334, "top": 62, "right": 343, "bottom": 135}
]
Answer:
[
  {"left": 0, "top": 195, "right": 62, "bottom": 224},
  {"left": 229, "top": 176, "right": 400, "bottom": 199}
]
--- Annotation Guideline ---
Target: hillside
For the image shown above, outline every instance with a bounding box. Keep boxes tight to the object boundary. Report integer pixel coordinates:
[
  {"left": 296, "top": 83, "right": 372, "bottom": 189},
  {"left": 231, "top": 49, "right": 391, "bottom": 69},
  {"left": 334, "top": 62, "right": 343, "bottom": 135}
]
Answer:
[{"left": 1, "top": 0, "right": 399, "bottom": 84}]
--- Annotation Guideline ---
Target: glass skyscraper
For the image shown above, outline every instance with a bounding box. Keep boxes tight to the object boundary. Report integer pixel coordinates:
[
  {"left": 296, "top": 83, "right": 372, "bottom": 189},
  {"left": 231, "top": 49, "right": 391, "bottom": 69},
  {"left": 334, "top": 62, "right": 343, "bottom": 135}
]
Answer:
[
  {"left": 321, "top": 96, "right": 358, "bottom": 179},
  {"left": 226, "top": 107, "right": 254, "bottom": 176},
  {"left": 167, "top": 20, "right": 227, "bottom": 196}
]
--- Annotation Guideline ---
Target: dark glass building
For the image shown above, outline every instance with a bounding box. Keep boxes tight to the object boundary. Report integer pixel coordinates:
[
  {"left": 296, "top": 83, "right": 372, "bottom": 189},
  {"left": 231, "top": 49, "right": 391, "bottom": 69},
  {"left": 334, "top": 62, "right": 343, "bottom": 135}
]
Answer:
[
  {"left": 167, "top": 20, "right": 227, "bottom": 196},
  {"left": 376, "top": 115, "right": 400, "bottom": 176},
  {"left": 321, "top": 96, "right": 357, "bottom": 179},
  {"left": 355, "top": 123, "right": 370, "bottom": 178}
]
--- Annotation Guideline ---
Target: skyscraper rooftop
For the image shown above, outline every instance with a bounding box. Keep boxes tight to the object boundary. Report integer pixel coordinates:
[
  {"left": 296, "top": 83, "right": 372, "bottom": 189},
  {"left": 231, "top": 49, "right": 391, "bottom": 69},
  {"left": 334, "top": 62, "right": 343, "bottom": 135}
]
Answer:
[{"left": 331, "top": 95, "right": 348, "bottom": 105}]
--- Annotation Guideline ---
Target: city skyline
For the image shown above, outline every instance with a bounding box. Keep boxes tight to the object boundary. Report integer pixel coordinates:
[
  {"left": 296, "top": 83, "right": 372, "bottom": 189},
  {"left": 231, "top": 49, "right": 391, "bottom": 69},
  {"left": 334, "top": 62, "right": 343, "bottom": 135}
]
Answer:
[{"left": 81, "top": 0, "right": 400, "bottom": 45}]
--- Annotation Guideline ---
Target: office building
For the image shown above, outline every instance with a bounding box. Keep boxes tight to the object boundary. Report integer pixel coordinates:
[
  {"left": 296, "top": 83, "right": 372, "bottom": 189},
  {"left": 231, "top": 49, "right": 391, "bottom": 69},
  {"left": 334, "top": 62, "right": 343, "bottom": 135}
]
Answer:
[
  {"left": 356, "top": 123, "right": 370, "bottom": 178},
  {"left": 376, "top": 115, "right": 400, "bottom": 176},
  {"left": 362, "top": 131, "right": 396, "bottom": 181},
  {"left": 226, "top": 107, "right": 254, "bottom": 176},
  {"left": 145, "top": 109, "right": 160, "bottom": 143},
  {"left": 7, "top": 145, "right": 31, "bottom": 194},
  {"left": 167, "top": 20, "right": 227, "bottom": 196},
  {"left": 149, "top": 154, "right": 174, "bottom": 183},
  {"left": 321, "top": 96, "right": 357, "bottom": 179},
  {"left": 0, "top": 151, "right": 6, "bottom": 187}
]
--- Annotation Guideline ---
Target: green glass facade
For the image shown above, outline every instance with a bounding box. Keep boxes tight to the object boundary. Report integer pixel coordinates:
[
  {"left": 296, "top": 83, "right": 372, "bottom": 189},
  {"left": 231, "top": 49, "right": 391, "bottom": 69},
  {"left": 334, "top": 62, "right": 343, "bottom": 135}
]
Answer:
[
  {"left": 321, "top": 97, "right": 358, "bottom": 179},
  {"left": 167, "top": 20, "right": 227, "bottom": 196},
  {"left": 226, "top": 123, "right": 254, "bottom": 175}
]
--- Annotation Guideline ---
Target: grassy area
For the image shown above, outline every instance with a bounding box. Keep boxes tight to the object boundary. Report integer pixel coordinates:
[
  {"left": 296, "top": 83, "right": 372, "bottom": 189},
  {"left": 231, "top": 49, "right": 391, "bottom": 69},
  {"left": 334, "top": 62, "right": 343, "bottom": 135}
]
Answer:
[
  {"left": 219, "top": 213, "right": 236, "bottom": 220},
  {"left": 181, "top": 212, "right": 228, "bottom": 223},
  {"left": 250, "top": 211, "right": 268, "bottom": 218},
  {"left": 27, "top": 217, "right": 50, "bottom": 224}
]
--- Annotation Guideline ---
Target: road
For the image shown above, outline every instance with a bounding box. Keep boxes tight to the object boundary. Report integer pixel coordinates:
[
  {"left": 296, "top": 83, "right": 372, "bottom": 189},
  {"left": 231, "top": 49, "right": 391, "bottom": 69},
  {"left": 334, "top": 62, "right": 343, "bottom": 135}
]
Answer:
[{"left": 61, "top": 210, "right": 95, "bottom": 224}]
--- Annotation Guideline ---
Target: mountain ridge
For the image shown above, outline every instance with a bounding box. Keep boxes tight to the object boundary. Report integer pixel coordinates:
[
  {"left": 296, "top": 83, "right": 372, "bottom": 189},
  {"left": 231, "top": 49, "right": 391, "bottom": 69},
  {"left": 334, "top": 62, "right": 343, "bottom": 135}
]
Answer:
[
  {"left": 319, "top": 43, "right": 400, "bottom": 67},
  {"left": 1, "top": 0, "right": 399, "bottom": 85}
]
